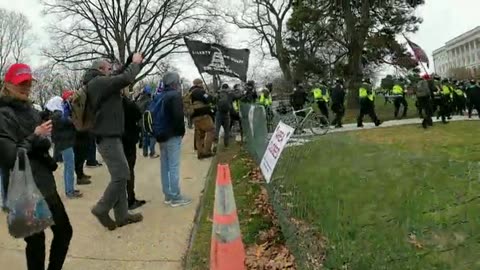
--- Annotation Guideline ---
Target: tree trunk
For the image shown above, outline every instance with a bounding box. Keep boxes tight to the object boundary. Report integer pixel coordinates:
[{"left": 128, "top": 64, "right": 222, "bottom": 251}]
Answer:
[{"left": 346, "top": 47, "right": 364, "bottom": 109}]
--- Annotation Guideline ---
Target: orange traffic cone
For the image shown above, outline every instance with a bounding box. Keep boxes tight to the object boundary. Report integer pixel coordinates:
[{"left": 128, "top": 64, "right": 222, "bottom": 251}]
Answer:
[{"left": 210, "top": 164, "right": 246, "bottom": 270}]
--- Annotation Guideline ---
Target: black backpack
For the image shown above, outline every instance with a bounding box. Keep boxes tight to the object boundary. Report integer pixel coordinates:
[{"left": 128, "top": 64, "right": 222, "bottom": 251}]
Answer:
[{"left": 217, "top": 90, "right": 231, "bottom": 113}]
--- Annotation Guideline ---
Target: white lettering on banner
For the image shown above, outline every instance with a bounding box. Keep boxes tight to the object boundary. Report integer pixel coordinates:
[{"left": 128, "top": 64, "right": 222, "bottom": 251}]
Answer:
[{"left": 260, "top": 121, "right": 294, "bottom": 183}]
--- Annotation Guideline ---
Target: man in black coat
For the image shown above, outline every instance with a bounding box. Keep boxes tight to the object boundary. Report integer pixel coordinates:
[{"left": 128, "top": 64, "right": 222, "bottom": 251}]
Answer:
[
  {"left": 87, "top": 53, "right": 144, "bottom": 230},
  {"left": 122, "top": 92, "right": 146, "bottom": 210},
  {"left": 330, "top": 78, "right": 346, "bottom": 128}
]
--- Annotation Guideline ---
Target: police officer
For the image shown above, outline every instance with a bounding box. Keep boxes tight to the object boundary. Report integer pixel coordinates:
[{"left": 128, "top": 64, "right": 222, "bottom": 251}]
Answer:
[
  {"left": 392, "top": 79, "right": 408, "bottom": 118},
  {"left": 311, "top": 80, "right": 330, "bottom": 121},
  {"left": 466, "top": 80, "right": 480, "bottom": 118},
  {"left": 453, "top": 80, "right": 466, "bottom": 115},
  {"left": 243, "top": 80, "right": 258, "bottom": 103},
  {"left": 330, "top": 78, "right": 346, "bottom": 128},
  {"left": 439, "top": 78, "right": 451, "bottom": 123},
  {"left": 357, "top": 78, "right": 381, "bottom": 127},
  {"left": 258, "top": 88, "right": 273, "bottom": 130},
  {"left": 432, "top": 75, "right": 442, "bottom": 117}
]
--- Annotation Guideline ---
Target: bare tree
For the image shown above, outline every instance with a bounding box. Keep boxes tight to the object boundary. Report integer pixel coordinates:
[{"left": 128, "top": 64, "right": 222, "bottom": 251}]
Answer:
[
  {"left": 43, "top": 0, "right": 217, "bottom": 82},
  {"left": 30, "top": 64, "right": 62, "bottom": 107},
  {"left": 219, "top": 0, "right": 294, "bottom": 82},
  {"left": 0, "top": 8, "right": 32, "bottom": 75},
  {"left": 11, "top": 12, "right": 32, "bottom": 63}
]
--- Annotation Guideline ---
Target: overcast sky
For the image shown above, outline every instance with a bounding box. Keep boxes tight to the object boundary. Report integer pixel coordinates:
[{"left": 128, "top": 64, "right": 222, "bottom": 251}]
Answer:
[{"left": 1, "top": 0, "right": 479, "bottom": 83}]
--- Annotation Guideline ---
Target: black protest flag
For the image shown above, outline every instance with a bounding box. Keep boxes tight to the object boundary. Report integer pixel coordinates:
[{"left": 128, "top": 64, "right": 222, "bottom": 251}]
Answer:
[{"left": 184, "top": 38, "right": 250, "bottom": 82}]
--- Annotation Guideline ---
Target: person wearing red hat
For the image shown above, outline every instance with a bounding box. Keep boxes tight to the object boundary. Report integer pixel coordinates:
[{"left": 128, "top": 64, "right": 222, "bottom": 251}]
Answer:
[
  {"left": 51, "top": 90, "right": 86, "bottom": 199},
  {"left": 0, "top": 63, "right": 72, "bottom": 269}
]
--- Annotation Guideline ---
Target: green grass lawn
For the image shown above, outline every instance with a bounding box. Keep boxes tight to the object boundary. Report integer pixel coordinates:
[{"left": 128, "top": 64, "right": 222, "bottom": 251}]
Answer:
[
  {"left": 185, "top": 146, "right": 273, "bottom": 270},
  {"left": 272, "top": 121, "right": 480, "bottom": 269}
]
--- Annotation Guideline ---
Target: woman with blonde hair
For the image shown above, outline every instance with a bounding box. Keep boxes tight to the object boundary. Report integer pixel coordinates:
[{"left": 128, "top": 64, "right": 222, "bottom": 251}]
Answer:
[{"left": 0, "top": 63, "right": 72, "bottom": 270}]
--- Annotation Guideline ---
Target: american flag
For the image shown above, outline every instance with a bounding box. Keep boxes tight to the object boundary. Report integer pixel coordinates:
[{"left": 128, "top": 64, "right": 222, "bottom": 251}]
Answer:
[{"left": 404, "top": 36, "right": 429, "bottom": 68}]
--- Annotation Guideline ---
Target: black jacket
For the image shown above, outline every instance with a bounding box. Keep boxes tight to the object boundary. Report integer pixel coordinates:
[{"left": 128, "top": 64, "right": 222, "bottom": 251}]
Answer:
[
  {"left": 190, "top": 86, "right": 213, "bottom": 119},
  {"left": 122, "top": 96, "right": 142, "bottom": 145},
  {"left": 290, "top": 90, "right": 308, "bottom": 108},
  {"left": 85, "top": 64, "right": 141, "bottom": 137},
  {"left": 0, "top": 96, "right": 58, "bottom": 199},
  {"left": 156, "top": 88, "right": 186, "bottom": 143},
  {"left": 51, "top": 109, "right": 76, "bottom": 152},
  {"left": 331, "top": 83, "right": 346, "bottom": 105}
]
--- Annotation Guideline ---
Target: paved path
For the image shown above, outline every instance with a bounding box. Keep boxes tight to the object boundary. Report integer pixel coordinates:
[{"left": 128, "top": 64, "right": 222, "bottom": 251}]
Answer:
[
  {"left": 0, "top": 130, "right": 211, "bottom": 270},
  {"left": 286, "top": 115, "right": 480, "bottom": 146}
]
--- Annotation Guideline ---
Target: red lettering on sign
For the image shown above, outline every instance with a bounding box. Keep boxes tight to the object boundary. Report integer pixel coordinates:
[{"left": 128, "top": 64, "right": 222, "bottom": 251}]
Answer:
[
  {"left": 275, "top": 130, "right": 285, "bottom": 142},
  {"left": 268, "top": 143, "right": 281, "bottom": 159}
]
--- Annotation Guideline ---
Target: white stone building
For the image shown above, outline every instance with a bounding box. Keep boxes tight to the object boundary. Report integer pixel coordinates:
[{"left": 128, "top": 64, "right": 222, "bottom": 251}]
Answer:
[{"left": 432, "top": 26, "right": 480, "bottom": 78}]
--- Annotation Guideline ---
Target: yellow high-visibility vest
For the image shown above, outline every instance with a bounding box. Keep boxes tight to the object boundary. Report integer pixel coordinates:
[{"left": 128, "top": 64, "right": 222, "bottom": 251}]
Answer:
[
  {"left": 312, "top": 87, "right": 329, "bottom": 102},
  {"left": 359, "top": 87, "right": 374, "bottom": 101},
  {"left": 259, "top": 93, "right": 272, "bottom": 106},
  {"left": 441, "top": 85, "right": 451, "bottom": 96},
  {"left": 392, "top": 84, "right": 403, "bottom": 95}
]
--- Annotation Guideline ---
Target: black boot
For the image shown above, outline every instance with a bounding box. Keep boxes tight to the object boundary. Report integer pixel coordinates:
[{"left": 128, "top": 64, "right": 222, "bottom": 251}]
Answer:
[{"left": 422, "top": 119, "right": 428, "bottom": 129}]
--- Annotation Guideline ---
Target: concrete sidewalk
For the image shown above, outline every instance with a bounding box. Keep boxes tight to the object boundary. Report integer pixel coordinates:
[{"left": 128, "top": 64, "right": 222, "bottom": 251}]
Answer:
[{"left": 0, "top": 130, "right": 211, "bottom": 270}]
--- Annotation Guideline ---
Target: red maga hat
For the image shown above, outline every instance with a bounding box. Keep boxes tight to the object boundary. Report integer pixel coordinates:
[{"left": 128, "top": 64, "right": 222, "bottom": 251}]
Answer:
[{"left": 4, "top": 63, "right": 34, "bottom": 85}]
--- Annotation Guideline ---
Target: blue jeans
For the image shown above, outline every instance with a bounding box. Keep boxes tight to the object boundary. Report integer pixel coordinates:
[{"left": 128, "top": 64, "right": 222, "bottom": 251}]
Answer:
[
  {"left": 160, "top": 136, "right": 182, "bottom": 201},
  {"left": 62, "top": 148, "right": 75, "bottom": 195},
  {"left": 143, "top": 134, "right": 156, "bottom": 156}
]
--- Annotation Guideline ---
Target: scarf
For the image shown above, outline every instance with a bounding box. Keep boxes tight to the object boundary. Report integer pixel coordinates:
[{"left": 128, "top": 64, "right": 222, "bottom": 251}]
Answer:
[{"left": 0, "top": 82, "right": 32, "bottom": 102}]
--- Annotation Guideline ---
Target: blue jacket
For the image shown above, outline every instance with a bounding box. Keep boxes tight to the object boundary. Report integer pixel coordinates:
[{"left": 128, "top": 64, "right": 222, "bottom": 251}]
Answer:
[{"left": 150, "top": 86, "right": 185, "bottom": 143}]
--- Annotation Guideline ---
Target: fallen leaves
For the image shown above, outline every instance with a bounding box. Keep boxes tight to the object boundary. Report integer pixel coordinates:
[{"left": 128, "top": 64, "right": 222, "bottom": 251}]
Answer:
[
  {"left": 244, "top": 166, "right": 296, "bottom": 269},
  {"left": 408, "top": 233, "right": 424, "bottom": 249},
  {"left": 246, "top": 243, "right": 296, "bottom": 269}
]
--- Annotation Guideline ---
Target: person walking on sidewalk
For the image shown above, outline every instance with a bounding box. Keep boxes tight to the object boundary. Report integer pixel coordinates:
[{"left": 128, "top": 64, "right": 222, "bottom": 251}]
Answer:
[
  {"left": 51, "top": 90, "right": 83, "bottom": 198},
  {"left": 357, "top": 78, "right": 381, "bottom": 127},
  {"left": 214, "top": 83, "right": 233, "bottom": 148},
  {"left": 415, "top": 75, "right": 434, "bottom": 129},
  {"left": 190, "top": 78, "right": 215, "bottom": 159},
  {"left": 122, "top": 89, "right": 147, "bottom": 210},
  {"left": 137, "top": 85, "right": 159, "bottom": 158},
  {"left": 86, "top": 134, "right": 103, "bottom": 168},
  {"left": 0, "top": 63, "right": 73, "bottom": 270},
  {"left": 150, "top": 72, "right": 191, "bottom": 207},
  {"left": 86, "top": 54, "right": 144, "bottom": 230},
  {"left": 74, "top": 130, "right": 92, "bottom": 185},
  {"left": 330, "top": 78, "right": 346, "bottom": 128}
]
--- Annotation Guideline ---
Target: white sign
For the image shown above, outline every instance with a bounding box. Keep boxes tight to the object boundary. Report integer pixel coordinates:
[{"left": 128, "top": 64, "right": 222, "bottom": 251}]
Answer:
[{"left": 260, "top": 121, "right": 295, "bottom": 183}]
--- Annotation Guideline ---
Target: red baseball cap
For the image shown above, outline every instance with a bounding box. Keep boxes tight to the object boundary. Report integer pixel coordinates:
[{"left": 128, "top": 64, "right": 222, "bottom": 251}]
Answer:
[
  {"left": 62, "top": 90, "right": 74, "bottom": 101},
  {"left": 4, "top": 63, "right": 34, "bottom": 85}
]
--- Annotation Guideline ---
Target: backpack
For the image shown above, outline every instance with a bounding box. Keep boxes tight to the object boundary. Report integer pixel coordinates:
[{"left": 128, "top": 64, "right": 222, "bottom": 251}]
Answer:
[
  {"left": 145, "top": 92, "right": 167, "bottom": 139},
  {"left": 217, "top": 90, "right": 231, "bottom": 113},
  {"left": 70, "top": 87, "right": 94, "bottom": 131},
  {"left": 183, "top": 92, "right": 193, "bottom": 116}
]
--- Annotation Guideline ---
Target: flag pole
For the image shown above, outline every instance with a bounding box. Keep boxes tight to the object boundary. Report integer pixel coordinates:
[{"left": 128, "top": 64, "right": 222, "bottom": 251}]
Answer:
[{"left": 402, "top": 34, "right": 429, "bottom": 75}]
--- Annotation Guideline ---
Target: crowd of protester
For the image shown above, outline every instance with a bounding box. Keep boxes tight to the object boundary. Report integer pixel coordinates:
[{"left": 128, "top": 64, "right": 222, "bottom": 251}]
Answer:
[{"left": 0, "top": 53, "right": 204, "bottom": 269}]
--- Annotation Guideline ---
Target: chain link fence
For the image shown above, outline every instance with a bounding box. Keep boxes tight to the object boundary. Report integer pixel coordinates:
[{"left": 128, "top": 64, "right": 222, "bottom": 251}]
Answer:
[{"left": 239, "top": 103, "right": 480, "bottom": 269}]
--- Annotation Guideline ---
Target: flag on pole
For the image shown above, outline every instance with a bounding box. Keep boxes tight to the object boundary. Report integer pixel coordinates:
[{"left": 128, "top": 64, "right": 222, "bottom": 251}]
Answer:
[{"left": 404, "top": 36, "right": 429, "bottom": 68}]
